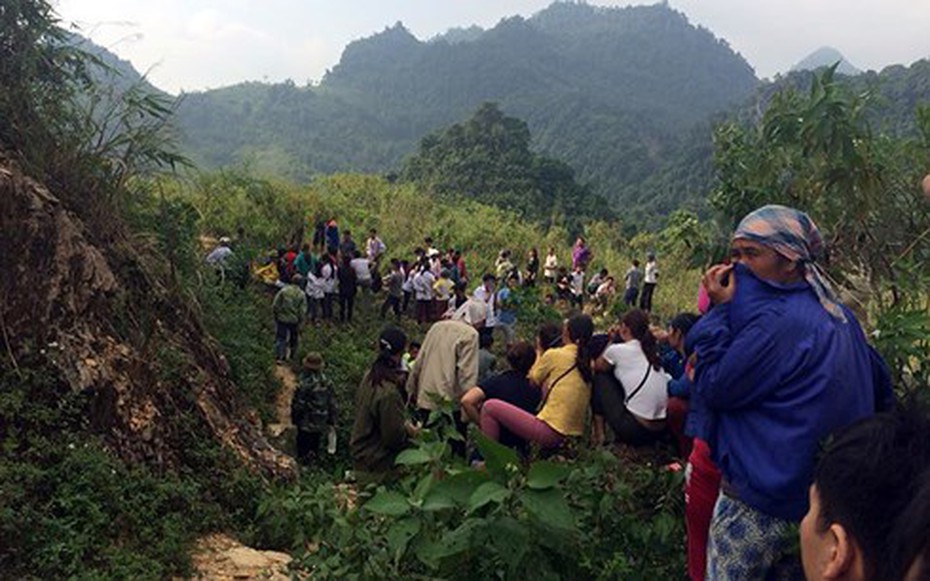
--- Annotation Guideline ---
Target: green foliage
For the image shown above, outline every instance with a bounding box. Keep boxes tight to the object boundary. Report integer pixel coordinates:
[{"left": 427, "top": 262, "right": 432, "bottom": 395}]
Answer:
[
  {"left": 172, "top": 3, "right": 757, "bottom": 219},
  {"left": 709, "top": 66, "right": 930, "bottom": 389},
  {"left": 254, "top": 419, "right": 684, "bottom": 580},
  {"left": 0, "top": 358, "right": 198, "bottom": 578},
  {"left": 402, "top": 102, "right": 612, "bottom": 229}
]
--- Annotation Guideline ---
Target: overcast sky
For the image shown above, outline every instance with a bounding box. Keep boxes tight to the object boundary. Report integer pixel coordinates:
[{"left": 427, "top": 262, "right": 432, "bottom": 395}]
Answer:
[{"left": 54, "top": 0, "right": 930, "bottom": 95}]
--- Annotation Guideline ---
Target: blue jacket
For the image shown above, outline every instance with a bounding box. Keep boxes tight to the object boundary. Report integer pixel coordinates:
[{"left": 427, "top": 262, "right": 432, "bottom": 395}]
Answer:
[{"left": 686, "top": 263, "right": 892, "bottom": 521}]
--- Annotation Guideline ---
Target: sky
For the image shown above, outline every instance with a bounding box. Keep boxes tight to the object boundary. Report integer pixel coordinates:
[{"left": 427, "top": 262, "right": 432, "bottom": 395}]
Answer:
[{"left": 54, "top": 0, "right": 930, "bottom": 95}]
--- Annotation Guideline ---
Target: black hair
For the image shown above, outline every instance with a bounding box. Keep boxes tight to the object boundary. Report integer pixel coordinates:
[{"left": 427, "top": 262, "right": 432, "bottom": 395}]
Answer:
[
  {"left": 889, "top": 470, "right": 930, "bottom": 581},
  {"left": 482, "top": 273, "right": 496, "bottom": 283},
  {"left": 621, "top": 309, "right": 662, "bottom": 370},
  {"left": 566, "top": 314, "right": 594, "bottom": 383},
  {"left": 479, "top": 332, "right": 494, "bottom": 350},
  {"left": 599, "top": 268, "right": 608, "bottom": 276},
  {"left": 814, "top": 401, "right": 930, "bottom": 580},
  {"left": 669, "top": 312, "right": 700, "bottom": 337},
  {"left": 537, "top": 322, "right": 562, "bottom": 351},
  {"left": 370, "top": 327, "right": 407, "bottom": 388},
  {"left": 632, "top": 259, "right": 640, "bottom": 267},
  {"left": 506, "top": 341, "right": 537, "bottom": 375},
  {"left": 408, "top": 341, "right": 421, "bottom": 350}
]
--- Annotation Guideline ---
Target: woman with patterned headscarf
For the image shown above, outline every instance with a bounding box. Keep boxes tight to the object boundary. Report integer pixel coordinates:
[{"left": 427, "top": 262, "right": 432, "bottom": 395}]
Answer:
[{"left": 685, "top": 205, "right": 894, "bottom": 580}]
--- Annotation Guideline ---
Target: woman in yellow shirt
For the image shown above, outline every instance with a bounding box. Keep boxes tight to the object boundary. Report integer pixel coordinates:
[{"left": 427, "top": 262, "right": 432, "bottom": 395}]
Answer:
[{"left": 479, "top": 314, "right": 594, "bottom": 449}]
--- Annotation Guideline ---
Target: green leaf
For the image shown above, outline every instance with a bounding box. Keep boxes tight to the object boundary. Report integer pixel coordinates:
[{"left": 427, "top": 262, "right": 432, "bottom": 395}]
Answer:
[
  {"left": 395, "top": 448, "right": 432, "bottom": 466},
  {"left": 467, "top": 481, "right": 511, "bottom": 514},
  {"left": 486, "top": 516, "right": 529, "bottom": 571},
  {"left": 364, "top": 491, "right": 410, "bottom": 517},
  {"left": 386, "top": 517, "right": 421, "bottom": 562},
  {"left": 526, "top": 460, "right": 571, "bottom": 490},
  {"left": 423, "top": 470, "right": 489, "bottom": 511},
  {"left": 474, "top": 432, "right": 521, "bottom": 482},
  {"left": 520, "top": 488, "right": 575, "bottom": 531}
]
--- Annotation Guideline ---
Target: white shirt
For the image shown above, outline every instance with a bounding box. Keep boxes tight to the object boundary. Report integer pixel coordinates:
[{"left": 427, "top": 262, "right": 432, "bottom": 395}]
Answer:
[
  {"left": 206, "top": 245, "right": 233, "bottom": 265},
  {"left": 543, "top": 254, "right": 558, "bottom": 277},
  {"left": 601, "top": 340, "right": 670, "bottom": 420},
  {"left": 644, "top": 260, "right": 659, "bottom": 284},
  {"left": 473, "top": 284, "right": 498, "bottom": 327},
  {"left": 350, "top": 257, "right": 372, "bottom": 282},
  {"left": 304, "top": 272, "right": 324, "bottom": 299},
  {"left": 366, "top": 237, "right": 386, "bottom": 260},
  {"left": 570, "top": 271, "right": 585, "bottom": 295},
  {"left": 320, "top": 263, "right": 337, "bottom": 294},
  {"left": 413, "top": 270, "right": 436, "bottom": 300}
]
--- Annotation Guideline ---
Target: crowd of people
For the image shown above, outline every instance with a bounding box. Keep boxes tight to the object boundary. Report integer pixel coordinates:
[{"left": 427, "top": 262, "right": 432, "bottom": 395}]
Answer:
[{"left": 205, "top": 206, "right": 929, "bottom": 580}]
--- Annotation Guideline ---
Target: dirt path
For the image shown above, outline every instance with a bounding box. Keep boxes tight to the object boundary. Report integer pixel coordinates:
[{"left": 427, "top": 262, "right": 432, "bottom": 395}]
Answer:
[
  {"left": 188, "top": 534, "right": 291, "bottom": 580},
  {"left": 267, "top": 363, "right": 298, "bottom": 437}
]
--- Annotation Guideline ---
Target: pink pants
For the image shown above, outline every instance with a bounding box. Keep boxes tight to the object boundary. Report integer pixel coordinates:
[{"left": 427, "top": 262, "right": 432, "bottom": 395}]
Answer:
[{"left": 480, "top": 400, "right": 564, "bottom": 449}]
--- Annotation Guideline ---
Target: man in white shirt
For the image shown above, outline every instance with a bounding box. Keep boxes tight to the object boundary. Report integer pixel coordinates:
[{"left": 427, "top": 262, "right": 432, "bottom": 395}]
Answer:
[
  {"left": 349, "top": 252, "right": 373, "bottom": 289},
  {"left": 366, "top": 228, "right": 386, "bottom": 264}
]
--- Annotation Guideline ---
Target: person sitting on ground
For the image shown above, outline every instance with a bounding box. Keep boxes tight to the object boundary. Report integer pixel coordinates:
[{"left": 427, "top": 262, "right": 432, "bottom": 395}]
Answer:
[
  {"left": 291, "top": 352, "right": 337, "bottom": 465},
  {"left": 406, "top": 299, "right": 485, "bottom": 456},
  {"left": 594, "top": 276, "right": 616, "bottom": 309},
  {"left": 461, "top": 341, "right": 540, "bottom": 456},
  {"left": 555, "top": 267, "right": 572, "bottom": 302},
  {"left": 479, "top": 314, "right": 594, "bottom": 451},
  {"left": 800, "top": 400, "right": 930, "bottom": 581},
  {"left": 654, "top": 312, "right": 700, "bottom": 457},
  {"left": 495, "top": 273, "right": 519, "bottom": 346},
  {"left": 587, "top": 268, "right": 608, "bottom": 296},
  {"left": 477, "top": 331, "right": 496, "bottom": 385},
  {"left": 272, "top": 274, "right": 307, "bottom": 362},
  {"left": 592, "top": 309, "right": 671, "bottom": 447},
  {"left": 350, "top": 327, "right": 418, "bottom": 483},
  {"left": 687, "top": 204, "right": 893, "bottom": 578}
]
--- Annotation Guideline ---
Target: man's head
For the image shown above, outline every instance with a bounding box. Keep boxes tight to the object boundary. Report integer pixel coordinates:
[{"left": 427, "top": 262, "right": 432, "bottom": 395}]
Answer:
[
  {"left": 343, "top": 230, "right": 352, "bottom": 240},
  {"left": 452, "top": 298, "right": 487, "bottom": 329},
  {"left": 369, "top": 228, "right": 377, "bottom": 237},
  {"left": 482, "top": 273, "right": 497, "bottom": 291},
  {"left": 800, "top": 402, "right": 930, "bottom": 581},
  {"left": 632, "top": 259, "right": 640, "bottom": 268},
  {"left": 889, "top": 471, "right": 930, "bottom": 581}
]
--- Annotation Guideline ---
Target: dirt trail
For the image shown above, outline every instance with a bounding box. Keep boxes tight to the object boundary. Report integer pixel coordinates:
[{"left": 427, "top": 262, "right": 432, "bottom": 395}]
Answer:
[
  {"left": 268, "top": 363, "right": 298, "bottom": 437},
  {"left": 188, "top": 534, "right": 291, "bottom": 580}
]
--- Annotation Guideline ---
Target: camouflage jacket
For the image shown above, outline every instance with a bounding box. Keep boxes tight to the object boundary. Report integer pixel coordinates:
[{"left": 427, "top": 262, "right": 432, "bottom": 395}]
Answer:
[{"left": 291, "top": 371, "right": 337, "bottom": 433}]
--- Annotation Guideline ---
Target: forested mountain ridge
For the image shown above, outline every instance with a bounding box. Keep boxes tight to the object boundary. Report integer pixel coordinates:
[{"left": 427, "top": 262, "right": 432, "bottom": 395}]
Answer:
[{"left": 172, "top": 2, "right": 758, "bottom": 217}]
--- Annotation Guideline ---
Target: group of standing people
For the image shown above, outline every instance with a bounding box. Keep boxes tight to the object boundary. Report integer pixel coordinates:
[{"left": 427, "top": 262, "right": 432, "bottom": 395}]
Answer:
[{"left": 336, "top": 204, "right": 928, "bottom": 581}]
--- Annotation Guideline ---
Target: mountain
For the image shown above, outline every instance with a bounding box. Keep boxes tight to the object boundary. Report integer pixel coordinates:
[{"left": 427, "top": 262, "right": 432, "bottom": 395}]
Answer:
[
  {"left": 791, "top": 46, "right": 861, "bottom": 76},
  {"left": 172, "top": 2, "right": 759, "bottom": 219}
]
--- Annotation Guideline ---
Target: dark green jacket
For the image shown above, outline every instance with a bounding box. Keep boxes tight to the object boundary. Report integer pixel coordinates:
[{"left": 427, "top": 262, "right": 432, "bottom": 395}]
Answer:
[
  {"left": 290, "top": 371, "right": 336, "bottom": 433},
  {"left": 350, "top": 371, "right": 408, "bottom": 476},
  {"left": 273, "top": 283, "right": 307, "bottom": 324}
]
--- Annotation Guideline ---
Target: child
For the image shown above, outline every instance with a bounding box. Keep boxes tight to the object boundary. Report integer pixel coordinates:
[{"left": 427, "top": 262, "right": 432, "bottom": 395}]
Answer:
[
  {"left": 402, "top": 341, "right": 421, "bottom": 373},
  {"left": 291, "top": 352, "right": 337, "bottom": 465},
  {"left": 570, "top": 265, "right": 586, "bottom": 308}
]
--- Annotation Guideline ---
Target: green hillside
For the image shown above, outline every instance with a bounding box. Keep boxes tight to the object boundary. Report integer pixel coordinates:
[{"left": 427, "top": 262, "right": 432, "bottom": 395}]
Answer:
[{"left": 173, "top": 2, "right": 758, "bottom": 216}]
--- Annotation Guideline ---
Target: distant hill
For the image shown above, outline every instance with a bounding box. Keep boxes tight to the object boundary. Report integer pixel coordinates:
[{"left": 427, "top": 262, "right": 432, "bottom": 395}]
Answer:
[
  {"left": 791, "top": 46, "right": 861, "bottom": 76},
  {"left": 172, "top": 2, "right": 759, "bottom": 219}
]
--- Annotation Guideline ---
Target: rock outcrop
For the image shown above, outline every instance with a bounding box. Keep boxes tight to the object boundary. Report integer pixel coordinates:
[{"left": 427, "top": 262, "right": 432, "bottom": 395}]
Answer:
[{"left": 0, "top": 157, "right": 296, "bottom": 480}]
